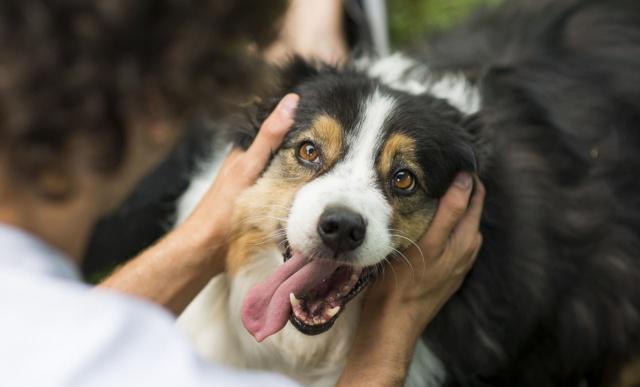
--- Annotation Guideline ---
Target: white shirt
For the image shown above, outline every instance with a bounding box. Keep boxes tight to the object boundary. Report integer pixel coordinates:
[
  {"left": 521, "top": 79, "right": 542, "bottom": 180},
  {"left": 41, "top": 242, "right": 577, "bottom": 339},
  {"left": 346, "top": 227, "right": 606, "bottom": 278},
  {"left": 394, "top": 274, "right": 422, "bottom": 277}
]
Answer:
[{"left": 0, "top": 224, "right": 299, "bottom": 387}]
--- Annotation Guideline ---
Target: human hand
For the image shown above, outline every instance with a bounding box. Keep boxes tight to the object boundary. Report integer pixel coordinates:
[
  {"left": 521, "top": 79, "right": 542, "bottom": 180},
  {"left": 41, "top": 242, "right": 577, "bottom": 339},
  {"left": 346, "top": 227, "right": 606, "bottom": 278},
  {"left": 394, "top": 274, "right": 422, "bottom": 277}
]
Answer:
[
  {"left": 337, "top": 173, "right": 484, "bottom": 386},
  {"left": 364, "top": 172, "right": 485, "bottom": 322},
  {"left": 181, "top": 94, "right": 299, "bottom": 269}
]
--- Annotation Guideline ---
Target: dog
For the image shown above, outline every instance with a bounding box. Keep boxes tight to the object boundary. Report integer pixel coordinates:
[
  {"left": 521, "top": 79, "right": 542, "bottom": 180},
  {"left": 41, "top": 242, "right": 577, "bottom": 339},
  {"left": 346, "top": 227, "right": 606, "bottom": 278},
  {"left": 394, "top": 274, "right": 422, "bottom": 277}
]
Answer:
[{"left": 175, "top": 1, "right": 640, "bottom": 386}]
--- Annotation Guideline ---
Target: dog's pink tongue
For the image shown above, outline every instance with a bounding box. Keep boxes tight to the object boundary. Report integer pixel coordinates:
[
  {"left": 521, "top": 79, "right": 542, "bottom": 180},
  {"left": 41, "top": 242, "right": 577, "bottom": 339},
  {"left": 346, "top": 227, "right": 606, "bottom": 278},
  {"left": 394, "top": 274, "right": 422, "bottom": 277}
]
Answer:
[{"left": 241, "top": 252, "right": 339, "bottom": 342}]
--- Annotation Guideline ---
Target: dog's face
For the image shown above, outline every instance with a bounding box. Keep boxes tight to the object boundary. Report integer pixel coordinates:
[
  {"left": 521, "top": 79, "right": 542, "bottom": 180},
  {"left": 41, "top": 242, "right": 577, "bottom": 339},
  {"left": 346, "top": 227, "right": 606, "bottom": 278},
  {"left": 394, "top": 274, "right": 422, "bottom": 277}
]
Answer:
[{"left": 231, "top": 60, "right": 476, "bottom": 340}]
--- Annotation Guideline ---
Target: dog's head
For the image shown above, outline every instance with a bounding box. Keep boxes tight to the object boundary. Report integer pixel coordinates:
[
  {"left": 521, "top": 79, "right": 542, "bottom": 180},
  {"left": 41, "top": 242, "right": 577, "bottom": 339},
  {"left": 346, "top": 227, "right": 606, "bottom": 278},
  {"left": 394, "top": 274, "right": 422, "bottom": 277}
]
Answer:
[{"left": 228, "top": 57, "right": 478, "bottom": 342}]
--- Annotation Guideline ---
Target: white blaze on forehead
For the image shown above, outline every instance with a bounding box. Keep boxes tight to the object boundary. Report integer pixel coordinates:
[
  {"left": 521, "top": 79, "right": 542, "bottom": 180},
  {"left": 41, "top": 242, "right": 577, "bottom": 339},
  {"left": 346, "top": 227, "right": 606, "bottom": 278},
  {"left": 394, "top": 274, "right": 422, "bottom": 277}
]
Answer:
[
  {"left": 286, "top": 91, "right": 396, "bottom": 266},
  {"left": 344, "top": 91, "right": 395, "bottom": 174}
]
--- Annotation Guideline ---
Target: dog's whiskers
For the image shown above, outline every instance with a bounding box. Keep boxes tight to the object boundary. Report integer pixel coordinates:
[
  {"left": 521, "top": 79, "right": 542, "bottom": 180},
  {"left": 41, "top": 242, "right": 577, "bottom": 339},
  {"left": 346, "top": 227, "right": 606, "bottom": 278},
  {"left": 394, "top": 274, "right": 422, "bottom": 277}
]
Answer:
[
  {"left": 247, "top": 203, "right": 293, "bottom": 212},
  {"left": 238, "top": 215, "right": 289, "bottom": 226},
  {"left": 245, "top": 228, "right": 288, "bottom": 247},
  {"left": 389, "top": 247, "right": 416, "bottom": 280},
  {"left": 389, "top": 232, "right": 426, "bottom": 273},
  {"left": 381, "top": 257, "right": 399, "bottom": 289}
]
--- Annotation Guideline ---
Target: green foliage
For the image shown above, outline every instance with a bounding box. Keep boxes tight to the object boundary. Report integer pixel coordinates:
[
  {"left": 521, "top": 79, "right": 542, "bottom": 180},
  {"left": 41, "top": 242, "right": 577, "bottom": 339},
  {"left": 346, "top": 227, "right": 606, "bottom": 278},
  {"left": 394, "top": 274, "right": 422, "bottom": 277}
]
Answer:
[{"left": 387, "top": 0, "right": 503, "bottom": 48}]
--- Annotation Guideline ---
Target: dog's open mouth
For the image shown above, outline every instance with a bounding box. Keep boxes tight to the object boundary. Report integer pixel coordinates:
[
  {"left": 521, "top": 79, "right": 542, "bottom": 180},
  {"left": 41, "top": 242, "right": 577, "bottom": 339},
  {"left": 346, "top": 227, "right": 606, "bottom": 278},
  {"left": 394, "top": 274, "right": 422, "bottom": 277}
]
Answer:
[
  {"left": 241, "top": 241, "right": 374, "bottom": 342},
  {"left": 282, "top": 245, "right": 374, "bottom": 335}
]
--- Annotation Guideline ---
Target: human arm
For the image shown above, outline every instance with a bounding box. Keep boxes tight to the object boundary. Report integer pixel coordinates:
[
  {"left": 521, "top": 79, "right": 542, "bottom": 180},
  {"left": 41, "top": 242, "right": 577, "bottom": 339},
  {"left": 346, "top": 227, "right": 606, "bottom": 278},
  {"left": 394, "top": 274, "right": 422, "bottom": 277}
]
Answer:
[
  {"left": 99, "top": 94, "right": 300, "bottom": 315},
  {"left": 265, "top": 0, "right": 348, "bottom": 65},
  {"left": 337, "top": 173, "right": 485, "bottom": 386}
]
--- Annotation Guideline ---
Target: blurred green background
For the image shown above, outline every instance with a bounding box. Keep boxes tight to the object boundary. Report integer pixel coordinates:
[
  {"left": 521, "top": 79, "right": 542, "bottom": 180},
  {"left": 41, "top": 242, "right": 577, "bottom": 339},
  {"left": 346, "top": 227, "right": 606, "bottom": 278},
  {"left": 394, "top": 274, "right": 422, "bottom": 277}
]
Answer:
[{"left": 387, "top": 0, "right": 503, "bottom": 47}]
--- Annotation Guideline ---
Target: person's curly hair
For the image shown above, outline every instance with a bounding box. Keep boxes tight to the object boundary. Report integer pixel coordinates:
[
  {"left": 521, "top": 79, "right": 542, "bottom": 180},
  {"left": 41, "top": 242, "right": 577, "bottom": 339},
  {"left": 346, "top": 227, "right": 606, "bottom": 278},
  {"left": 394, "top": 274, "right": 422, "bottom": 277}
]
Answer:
[{"left": 0, "top": 0, "right": 286, "bottom": 189}]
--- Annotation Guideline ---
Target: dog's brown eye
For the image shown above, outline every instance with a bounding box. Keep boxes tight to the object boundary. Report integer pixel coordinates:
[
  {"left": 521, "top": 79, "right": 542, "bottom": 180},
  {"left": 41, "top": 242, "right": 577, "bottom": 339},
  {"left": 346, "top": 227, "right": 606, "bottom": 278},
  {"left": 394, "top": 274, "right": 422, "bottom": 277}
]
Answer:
[
  {"left": 393, "top": 170, "right": 415, "bottom": 191},
  {"left": 298, "top": 141, "right": 319, "bottom": 163}
]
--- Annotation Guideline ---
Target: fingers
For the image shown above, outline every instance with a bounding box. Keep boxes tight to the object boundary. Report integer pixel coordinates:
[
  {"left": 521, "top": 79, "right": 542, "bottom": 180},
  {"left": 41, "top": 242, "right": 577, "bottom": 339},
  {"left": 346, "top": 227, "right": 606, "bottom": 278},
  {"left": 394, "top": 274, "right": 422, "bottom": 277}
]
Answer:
[
  {"left": 420, "top": 172, "right": 474, "bottom": 254},
  {"left": 452, "top": 176, "right": 486, "bottom": 248},
  {"left": 244, "top": 93, "right": 299, "bottom": 175}
]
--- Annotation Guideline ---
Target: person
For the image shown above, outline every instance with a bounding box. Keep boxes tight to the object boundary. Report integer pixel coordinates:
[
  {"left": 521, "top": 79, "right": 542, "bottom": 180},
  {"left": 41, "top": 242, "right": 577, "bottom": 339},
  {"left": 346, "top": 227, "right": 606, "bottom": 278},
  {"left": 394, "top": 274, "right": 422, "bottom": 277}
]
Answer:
[{"left": 0, "top": 1, "right": 485, "bottom": 386}]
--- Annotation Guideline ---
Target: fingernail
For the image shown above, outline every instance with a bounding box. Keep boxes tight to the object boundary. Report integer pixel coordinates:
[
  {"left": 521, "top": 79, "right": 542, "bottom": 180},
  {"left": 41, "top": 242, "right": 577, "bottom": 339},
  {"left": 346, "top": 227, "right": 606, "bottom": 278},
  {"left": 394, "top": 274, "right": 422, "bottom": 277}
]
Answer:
[
  {"left": 453, "top": 172, "right": 472, "bottom": 190},
  {"left": 280, "top": 94, "right": 299, "bottom": 120}
]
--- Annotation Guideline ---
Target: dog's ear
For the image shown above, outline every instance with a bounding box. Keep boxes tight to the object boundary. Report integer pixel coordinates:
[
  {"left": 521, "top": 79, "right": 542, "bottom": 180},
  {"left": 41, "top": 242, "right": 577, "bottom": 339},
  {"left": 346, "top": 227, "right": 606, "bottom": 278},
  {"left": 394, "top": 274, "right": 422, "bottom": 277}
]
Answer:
[
  {"left": 413, "top": 95, "right": 480, "bottom": 197},
  {"left": 277, "top": 55, "right": 322, "bottom": 93},
  {"left": 424, "top": 133, "right": 478, "bottom": 198},
  {"left": 226, "top": 56, "right": 321, "bottom": 150}
]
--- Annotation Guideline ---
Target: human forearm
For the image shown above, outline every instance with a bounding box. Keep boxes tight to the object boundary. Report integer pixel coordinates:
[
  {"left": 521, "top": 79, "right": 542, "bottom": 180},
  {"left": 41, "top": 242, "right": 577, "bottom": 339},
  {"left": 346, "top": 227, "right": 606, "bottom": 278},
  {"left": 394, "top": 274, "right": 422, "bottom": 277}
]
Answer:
[
  {"left": 100, "top": 217, "right": 226, "bottom": 315},
  {"left": 265, "top": 0, "right": 347, "bottom": 65}
]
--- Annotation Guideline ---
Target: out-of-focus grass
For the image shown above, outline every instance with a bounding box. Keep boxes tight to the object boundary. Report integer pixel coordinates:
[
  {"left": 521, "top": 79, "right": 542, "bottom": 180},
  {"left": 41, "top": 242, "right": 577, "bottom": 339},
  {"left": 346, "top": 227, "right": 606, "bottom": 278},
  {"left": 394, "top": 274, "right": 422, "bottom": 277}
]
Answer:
[{"left": 387, "top": 0, "right": 503, "bottom": 47}]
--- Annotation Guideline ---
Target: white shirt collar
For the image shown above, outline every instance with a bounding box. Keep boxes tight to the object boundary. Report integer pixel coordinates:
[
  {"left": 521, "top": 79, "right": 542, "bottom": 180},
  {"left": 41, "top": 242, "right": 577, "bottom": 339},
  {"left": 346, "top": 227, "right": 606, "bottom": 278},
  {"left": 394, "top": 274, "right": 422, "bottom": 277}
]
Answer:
[{"left": 0, "top": 223, "right": 80, "bottom": 281}]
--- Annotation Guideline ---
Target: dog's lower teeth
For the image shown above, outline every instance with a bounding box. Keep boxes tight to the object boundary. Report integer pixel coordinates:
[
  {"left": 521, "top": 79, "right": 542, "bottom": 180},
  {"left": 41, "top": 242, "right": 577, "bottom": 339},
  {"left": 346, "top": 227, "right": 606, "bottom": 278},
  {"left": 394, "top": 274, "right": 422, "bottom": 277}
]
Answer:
[
  {"left": 327, "top": 306, "right": 340, "bottom": 317},
  {"left": 287, "top": 267, "right": 374, "bottom": 333}
]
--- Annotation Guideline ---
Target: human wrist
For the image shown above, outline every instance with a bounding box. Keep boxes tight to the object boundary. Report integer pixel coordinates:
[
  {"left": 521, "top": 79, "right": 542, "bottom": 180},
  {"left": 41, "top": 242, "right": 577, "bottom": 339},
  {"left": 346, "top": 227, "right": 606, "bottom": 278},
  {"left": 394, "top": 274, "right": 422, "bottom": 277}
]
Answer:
[
  {"left": 364, "top": 287, "right": 441, "bottom": 328},
  {"left": 173, "top": 215, "right": 228, "bottom": 278},
  {"left": 371, "top": 297, "right": 434, "bottom": 338},
  {"left": 339, "top": 297, "right": 429, "bottom": 386}
]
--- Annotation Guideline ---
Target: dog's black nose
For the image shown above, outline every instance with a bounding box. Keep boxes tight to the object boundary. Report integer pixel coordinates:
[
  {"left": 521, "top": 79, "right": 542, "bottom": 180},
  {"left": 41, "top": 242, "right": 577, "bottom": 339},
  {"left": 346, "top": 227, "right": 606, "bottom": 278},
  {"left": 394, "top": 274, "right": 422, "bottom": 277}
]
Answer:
[{"left": 317, "top": 206, "right": 366, "bottom": 254}]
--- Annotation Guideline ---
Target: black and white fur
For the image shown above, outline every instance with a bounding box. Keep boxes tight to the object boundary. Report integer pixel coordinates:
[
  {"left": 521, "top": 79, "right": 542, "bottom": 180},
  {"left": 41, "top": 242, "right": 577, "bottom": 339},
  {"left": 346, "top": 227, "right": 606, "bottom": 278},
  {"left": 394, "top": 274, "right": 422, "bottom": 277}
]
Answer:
[
  {"left": 176, "top": 0, "right": 640, "bottom": 386},
  {"left": 174, "top": 59, "right": 473, "bottom": 387}
]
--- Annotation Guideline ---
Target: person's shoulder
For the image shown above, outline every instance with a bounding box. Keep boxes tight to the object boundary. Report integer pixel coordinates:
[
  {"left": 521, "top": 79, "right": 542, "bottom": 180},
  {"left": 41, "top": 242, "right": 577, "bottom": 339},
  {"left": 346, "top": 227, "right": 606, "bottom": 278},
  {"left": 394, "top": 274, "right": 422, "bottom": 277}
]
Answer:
[
  {"left": 0, "top": 266, "right": 174, "bottom": 331},
  {"left": 92, "top": 284, "right": 176, "bottom": 325},
  {"left": 81, "top": 285, "right": 301, "bottom": 387},
  {"left": 0, "top": 270, "right": 299, "bottom": 387}
]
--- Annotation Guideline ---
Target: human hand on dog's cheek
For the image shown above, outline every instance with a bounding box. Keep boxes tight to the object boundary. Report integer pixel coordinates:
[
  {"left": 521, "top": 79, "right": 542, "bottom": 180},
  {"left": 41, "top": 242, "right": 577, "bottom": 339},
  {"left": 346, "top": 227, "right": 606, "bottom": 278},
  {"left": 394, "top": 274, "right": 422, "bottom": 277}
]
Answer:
[
  {"left": 339, "top": 174, "right": 484, "bottom": 386},
  {"left": 363, "top": 173, "right": 485, "bottom": 323},
  {"left": 181, "top": 94, "right": 299, "bottom": 265}
]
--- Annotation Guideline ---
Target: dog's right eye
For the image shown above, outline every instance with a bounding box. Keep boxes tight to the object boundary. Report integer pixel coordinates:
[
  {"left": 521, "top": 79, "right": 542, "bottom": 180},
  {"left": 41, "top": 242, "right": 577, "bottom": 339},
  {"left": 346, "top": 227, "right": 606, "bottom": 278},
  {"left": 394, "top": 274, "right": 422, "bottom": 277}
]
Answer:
[
  {"left": 297, "top": 141, "right": 320, "bottom": 164},
  {"left": 391, "top": 169, "right": 417, "bottom": 194}
]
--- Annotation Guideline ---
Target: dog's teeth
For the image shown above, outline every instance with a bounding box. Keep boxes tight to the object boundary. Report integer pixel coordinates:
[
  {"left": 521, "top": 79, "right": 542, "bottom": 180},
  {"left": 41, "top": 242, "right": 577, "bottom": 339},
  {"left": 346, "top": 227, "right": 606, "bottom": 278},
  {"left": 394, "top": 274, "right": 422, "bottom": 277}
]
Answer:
[
  {"left": 289, "top": 293, "right": 301, "bottom": 308},
  {"left": 327, "top": 306, "right": 340, "bottom": 317}
]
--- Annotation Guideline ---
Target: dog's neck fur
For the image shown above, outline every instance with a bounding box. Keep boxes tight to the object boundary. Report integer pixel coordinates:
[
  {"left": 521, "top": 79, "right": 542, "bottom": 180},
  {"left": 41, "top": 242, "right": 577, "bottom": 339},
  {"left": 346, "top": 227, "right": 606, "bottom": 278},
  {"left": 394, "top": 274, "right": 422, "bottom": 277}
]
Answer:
[{"left": 354, "top": 53, "right": 481, "bottom": 115}]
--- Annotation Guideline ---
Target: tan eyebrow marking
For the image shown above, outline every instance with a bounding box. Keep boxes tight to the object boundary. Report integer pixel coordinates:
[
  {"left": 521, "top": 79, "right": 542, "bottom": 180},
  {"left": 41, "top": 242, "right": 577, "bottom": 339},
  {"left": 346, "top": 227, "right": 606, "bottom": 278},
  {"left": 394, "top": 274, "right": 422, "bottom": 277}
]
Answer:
[
  {"left": 310, "top": 115, "right": 343, "bottom": 169},
  {"left": 378, "top": 132, "right": 435, "bottom": 250},
  {"left": 377, "top": 132, "right": 417, "bottom": 178}
]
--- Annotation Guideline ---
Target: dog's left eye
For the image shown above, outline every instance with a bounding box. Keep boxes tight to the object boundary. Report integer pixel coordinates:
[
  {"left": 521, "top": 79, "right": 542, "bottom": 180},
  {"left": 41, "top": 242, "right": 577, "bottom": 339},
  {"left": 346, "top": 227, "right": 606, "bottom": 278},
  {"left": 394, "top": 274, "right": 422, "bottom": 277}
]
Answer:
[
  {"left": 297, "top": 141, "right": 320, "bottom": 163},
  {"left": 392, "top": 169, "right": 416, "bottom": 192}
]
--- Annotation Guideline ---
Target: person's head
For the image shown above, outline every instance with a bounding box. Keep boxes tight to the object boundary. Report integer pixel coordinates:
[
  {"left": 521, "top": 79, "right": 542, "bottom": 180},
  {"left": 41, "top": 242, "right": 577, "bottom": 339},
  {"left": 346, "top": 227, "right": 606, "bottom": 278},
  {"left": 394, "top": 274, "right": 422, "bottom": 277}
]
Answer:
[{"left": 0, "top": 0, "right": 286, "bottom": 257}]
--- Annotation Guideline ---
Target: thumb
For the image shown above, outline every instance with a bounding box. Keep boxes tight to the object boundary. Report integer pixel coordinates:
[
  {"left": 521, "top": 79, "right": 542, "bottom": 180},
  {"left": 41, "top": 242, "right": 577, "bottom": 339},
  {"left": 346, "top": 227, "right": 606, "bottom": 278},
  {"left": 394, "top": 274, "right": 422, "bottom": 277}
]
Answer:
[{"left": 245, "top": 93, "right": 299, "bottom": 170}]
